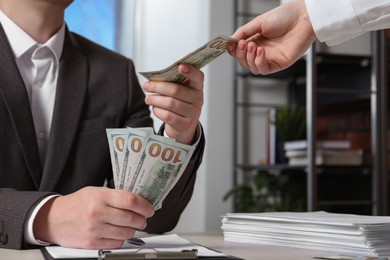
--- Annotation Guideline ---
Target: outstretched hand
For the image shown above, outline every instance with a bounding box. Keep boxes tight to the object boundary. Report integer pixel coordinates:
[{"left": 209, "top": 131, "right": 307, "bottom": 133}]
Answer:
[{"left": 228, "top": 0, "right": 316, "bottom": 75}]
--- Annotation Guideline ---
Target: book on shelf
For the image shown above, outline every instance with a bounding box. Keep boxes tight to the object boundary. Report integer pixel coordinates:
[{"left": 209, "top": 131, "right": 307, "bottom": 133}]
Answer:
[
  {"left": 284, "top": 139, "right": 351, "bottom": 151},
  {"left": 285, "top": 140, "right": 363, "bottom": 166},
  {"left": 285, "top": 149, "right": 363, "bottom": 166},
  {"left": 287, "top": 153, "right": 363, "bottom": 166},
  {"left": 285, "top": 149, "right": 363, "bottom": 158},
  {"left": 221, "top": 211, "right": 390, "bottom": 258}
]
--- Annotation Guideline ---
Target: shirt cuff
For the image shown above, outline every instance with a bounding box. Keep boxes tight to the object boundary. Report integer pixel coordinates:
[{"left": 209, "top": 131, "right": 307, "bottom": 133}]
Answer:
[
  {"left": 163, "top": 122, "right": 202, "bottom": 148},
  {"left": 305, "top": 0, "right": 364, "bottom": 45},
  {"left": 24, "top": 195, "right": 60, "bottom": 246}
]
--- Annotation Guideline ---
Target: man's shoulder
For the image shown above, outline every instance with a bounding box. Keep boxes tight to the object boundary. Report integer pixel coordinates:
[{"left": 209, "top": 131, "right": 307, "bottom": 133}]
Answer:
[{"left": 69, "top": 31, "right": 130, "bottom": 64}]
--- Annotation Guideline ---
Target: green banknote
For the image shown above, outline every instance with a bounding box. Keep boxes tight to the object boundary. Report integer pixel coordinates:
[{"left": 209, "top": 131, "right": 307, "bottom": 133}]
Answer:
[
  {"left": 139, "top": 35, "right": 238, "bottom": 84},
  {"left": 106, "top": 128, "right": 128, "bottom": 189},
  {"left": 122, "top": 128, "right": 150, "bottom": 191},
  {"left": 106, "top": 127, "right": 194, "bottom": 210},
  {"left": 129, "top": 135, "right": 194, "bottom": 210}
]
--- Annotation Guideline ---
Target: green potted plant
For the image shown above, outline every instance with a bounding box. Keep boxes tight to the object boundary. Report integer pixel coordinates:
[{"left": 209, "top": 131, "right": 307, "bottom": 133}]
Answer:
[
  {"left": 224, "top": 169, "right": 307, "bottom": 213},
  {"left": 272, "top": 104, "right": 306, "bottom": 142},
  {"left": 272, "top": 105, "right": 306, "bottom": 163}
]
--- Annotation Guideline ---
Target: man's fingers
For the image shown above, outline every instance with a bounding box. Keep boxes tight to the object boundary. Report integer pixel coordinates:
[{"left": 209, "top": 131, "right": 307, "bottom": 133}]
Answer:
[
  {"left": 143, "top": 65, "right": 203, "bottom": 106},
  {"left": 104, "top": 206, "right": 148, "bottom": 230},
  {"left": 96, "top": 224, "right": 136, "bottom": 241},
  {"left": 102, "top": 189, "right": 154, "bottom": 218},
  {"left": 146, "top": 95, "right": 194, "bottom": 117},
  {"left": 80, "top": 237, "right": 126, "bottom": 250},
  {"left": 178, "top": 64, "right": 204, "bottom": 91}
]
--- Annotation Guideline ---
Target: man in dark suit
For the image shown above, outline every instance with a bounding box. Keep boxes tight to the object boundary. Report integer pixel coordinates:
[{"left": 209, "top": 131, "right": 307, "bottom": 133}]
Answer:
[{"left": 0, "top": 0, "right": 205, "bottom": 250}]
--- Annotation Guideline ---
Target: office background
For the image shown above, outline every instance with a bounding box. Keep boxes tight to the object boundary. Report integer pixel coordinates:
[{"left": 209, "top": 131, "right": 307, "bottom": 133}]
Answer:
[
  {"left": 64, "top": 0, "right": 374, "bottom": 233},
  {"left": 65, "top": 0, "right": 235, "bottom": 233}
]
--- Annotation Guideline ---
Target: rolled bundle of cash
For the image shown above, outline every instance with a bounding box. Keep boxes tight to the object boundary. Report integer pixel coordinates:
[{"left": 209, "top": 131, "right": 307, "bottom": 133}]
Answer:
[{"left": 106, "top": 127, "right": 194, "bottom": 210}]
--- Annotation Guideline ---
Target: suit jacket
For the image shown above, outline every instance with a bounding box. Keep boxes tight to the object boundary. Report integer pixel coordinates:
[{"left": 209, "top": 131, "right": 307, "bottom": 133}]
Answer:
[{"left": 0, "top": 25, "right": 205, "bottom": 249}]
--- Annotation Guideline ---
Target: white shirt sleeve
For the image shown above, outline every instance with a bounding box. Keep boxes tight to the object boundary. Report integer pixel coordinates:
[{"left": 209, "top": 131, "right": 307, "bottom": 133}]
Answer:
[
  {"left": 305, "top": 0, "right": 390, "bottom": 45},
  {"left": 164, "top": 122, "right": 202, "bottom": 148},
  {"left": 24, "top": 195, "right": 60, "bottom": 246}
]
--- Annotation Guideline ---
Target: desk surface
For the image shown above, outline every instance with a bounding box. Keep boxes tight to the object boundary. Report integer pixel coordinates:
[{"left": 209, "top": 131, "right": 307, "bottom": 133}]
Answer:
[{"left": 0, "top": 232, "right": 337, "bottom": 260}]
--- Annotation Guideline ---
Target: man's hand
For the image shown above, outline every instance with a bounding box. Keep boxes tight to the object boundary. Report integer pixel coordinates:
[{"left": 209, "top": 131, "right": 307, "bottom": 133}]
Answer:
[
  {"left": 228, "top": 0, "right": 316, "bottom": 75},
  {"left": 143, "top": 64, "right": 204, "bottom": 145},
  {"left": 33, "top": 187, "right": 154, "bottom": 249}
]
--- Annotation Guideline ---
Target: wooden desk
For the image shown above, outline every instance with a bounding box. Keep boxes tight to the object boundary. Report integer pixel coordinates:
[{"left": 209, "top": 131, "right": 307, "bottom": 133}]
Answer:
[
  {"left": 184, "top": 232, "right": 334, "bottom": 260},
  {"left": 0, "top": 232, "right": 336, "bottom": 260}
]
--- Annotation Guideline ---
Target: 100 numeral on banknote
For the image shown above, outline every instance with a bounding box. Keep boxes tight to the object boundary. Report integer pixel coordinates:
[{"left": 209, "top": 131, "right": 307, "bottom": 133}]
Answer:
[
  {"left": 106, "top": 128, "right": 194, "bottom": 210},
  {"left": 139, "top": 35, "right": 238, "bottom": 84}
]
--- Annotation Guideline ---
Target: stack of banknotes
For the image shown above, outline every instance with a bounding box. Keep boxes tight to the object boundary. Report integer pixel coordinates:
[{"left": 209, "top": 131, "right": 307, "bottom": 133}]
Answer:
[{"left": 106, "top": 127, "right": 194, "bottom": 210}]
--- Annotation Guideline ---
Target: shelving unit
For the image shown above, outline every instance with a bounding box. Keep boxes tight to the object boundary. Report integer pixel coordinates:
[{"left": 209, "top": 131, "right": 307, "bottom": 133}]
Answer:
[
  {"left": 232, "top": 0, "right": 389, "bottom": 215},
  {"left": 370, "top": 30, "right": 389, "bottom": 215}
]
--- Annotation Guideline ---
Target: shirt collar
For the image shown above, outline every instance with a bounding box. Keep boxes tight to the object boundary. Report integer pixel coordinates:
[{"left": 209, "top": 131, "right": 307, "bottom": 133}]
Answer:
[{"left": 0, "top": 10, "right": 65, "bottom": 62}]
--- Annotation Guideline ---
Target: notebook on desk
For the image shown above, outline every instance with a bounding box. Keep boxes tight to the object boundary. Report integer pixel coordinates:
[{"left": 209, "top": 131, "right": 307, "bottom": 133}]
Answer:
[{"left": 40, "top": 234, "right": 242, "bottom": 260}]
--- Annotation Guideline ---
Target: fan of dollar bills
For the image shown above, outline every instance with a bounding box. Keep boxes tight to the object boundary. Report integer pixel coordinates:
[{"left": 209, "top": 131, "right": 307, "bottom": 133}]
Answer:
[{"left": 106, "top": 127, "right": 194, "bottom": 210}]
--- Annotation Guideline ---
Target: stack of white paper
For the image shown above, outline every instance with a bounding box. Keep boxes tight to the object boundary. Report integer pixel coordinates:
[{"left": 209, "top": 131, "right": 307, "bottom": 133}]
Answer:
[{"left": 221, "top": 211, "right": 390, "bottom": 257}]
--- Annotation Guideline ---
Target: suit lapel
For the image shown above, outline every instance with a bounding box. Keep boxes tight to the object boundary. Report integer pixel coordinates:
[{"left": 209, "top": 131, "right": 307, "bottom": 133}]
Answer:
[
  {"left": 40, "top": 30, "right": 88, "bottom": 191},
  {"left": 0, "top": 24, "right": 42, "bottom": 189}
]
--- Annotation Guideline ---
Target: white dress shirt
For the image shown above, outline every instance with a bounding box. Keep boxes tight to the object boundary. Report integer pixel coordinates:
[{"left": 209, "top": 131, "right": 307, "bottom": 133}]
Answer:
[
  {"left": 0, "top": 10, "right": 65, "bottom": 246},
  {"left": 0, "top": 10, "right": 64, "bottom": 163},
  {"left": 305, "top": 0, "right": 390, "bottom": 45}
]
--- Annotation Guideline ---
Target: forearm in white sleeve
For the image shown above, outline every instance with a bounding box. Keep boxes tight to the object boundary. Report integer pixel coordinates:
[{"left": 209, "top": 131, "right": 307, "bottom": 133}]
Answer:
[{"left": 305, "top": 0, "right": 390, "bottom": 46}]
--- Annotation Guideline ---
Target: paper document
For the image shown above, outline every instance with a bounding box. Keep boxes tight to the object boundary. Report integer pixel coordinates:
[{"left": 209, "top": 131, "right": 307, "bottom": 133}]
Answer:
[
  {"left": 45, "top": 234, "right": 227, "bottom": 259},
  {"left": 221, "top": 211, "right": 390, "bottom": 258}
]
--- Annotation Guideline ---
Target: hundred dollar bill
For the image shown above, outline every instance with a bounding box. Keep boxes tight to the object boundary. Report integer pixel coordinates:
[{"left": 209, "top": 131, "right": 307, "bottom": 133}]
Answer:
[
  {"left": 106, "top": 128, "right": 128, "bottom": 189},
  {"left": 130, "top": 135, "right": 195, "bottom": 210},
  {"left": 133, "top": 127, "right": 155, "bottom": 135},
  {"left": 122, "top": 127, "right": 151, "bottom": 191},
  {"left": 139, "top": 35, "right": 238, "bottom": 84}
]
